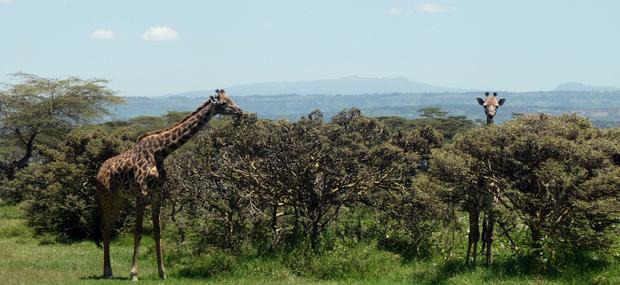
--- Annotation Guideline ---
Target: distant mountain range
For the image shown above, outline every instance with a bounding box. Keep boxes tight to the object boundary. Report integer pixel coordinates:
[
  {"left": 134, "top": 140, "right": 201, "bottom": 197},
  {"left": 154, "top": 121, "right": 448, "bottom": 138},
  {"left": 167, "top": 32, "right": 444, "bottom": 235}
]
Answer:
[
  {"left": 161, "top": 76, "right": 619, "bottom": 98},
  {"left": 110, "top": 90, "right": 620, "bottom": 128},
  {"left": 107, "top": 77, "right": 620, "bottom": 128},
  {"left": 162, "top": 76, "right": 477, "bottom": 97},
  {"left": 554, "top": 82, "right": 620, "bottom": 92}
]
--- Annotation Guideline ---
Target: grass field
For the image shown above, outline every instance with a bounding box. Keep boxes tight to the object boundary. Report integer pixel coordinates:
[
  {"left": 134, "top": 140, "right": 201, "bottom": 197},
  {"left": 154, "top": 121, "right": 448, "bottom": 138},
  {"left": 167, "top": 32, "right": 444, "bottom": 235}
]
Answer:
[{"left": 1, "top": 204, "right": 619, "bottom": 285}]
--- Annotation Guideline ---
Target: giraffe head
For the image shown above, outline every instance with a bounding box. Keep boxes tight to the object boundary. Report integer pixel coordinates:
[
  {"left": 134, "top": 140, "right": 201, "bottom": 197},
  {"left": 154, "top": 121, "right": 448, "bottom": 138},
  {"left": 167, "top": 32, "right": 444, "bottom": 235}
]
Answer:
[
  {"left": 212, "top": 89, "right": 244, "bottom": 118},
  {"left": 476, "top": 92, "right": 505, "bottom": 124}
]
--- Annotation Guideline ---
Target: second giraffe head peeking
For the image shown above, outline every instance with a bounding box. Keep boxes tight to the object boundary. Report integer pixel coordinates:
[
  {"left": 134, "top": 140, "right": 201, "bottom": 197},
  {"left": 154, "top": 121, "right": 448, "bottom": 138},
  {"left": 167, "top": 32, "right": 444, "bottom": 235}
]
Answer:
[
  {"left": 476, "top": 92, "right": 506, "bottom": 124},
  {"left": 211, "top": 89, "right": 244, "bottom": 118}
]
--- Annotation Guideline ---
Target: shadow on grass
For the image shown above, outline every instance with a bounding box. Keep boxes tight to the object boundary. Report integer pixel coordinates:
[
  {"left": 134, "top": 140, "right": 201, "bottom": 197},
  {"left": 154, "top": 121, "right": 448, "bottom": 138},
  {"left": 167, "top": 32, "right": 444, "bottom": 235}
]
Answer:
[
  {"left": 81, "top": 275, "right": 130, "bottom": 281},
  {"left": 413, "top": 254, "right": 613, "bottom": 285},
  {"left": 411, "top": 259, "right": 469, "bottom": 285}
]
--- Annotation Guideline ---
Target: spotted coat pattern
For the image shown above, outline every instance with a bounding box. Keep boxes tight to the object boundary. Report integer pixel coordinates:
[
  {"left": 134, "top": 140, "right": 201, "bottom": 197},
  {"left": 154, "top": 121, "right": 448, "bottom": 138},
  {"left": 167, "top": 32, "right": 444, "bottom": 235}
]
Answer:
[{"left": 95, "top": 90, "right": 243, "bottom": 280}]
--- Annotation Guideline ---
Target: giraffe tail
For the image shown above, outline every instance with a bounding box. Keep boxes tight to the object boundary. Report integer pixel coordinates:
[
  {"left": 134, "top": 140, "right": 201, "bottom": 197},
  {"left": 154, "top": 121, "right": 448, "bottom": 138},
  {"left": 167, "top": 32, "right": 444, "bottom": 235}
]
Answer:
[{"left": 93, "top": 197, "right": 103, "bottom": 249}]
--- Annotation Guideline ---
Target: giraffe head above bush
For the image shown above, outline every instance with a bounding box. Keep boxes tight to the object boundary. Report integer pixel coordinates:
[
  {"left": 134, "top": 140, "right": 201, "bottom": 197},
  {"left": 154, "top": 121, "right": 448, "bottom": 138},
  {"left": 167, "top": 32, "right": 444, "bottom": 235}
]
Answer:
[
  {"left": 476, "top": 92, "right": 506, "bottom": 124},
  {"left": 213, "top": 89, "right": 244, "bottom": 118}
]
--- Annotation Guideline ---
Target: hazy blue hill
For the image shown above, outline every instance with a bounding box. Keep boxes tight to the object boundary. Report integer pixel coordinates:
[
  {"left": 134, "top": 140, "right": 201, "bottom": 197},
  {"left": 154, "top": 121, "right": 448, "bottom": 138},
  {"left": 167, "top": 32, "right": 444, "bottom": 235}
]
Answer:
[
  {"left": 554, "top": 81, "right": 620, "bottom": 92},
  {"left": 161, "top": 76, "right": 475, "bottom": 97},
  {"left": 108, "top": 91, "right": 620, "bottom": 126}
]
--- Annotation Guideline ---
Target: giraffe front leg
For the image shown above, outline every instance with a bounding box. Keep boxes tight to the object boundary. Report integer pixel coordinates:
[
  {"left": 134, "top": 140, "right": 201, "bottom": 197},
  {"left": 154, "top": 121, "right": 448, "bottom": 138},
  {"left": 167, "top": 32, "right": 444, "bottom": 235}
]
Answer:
[
  {"left": 101, "top": 206, "right": 112, "bottom": 278},
  {"left": 152, "top": 190, "right": 167, "bottom": 279},
  {"left": 485, "top": 202, "right": 497, "bottom": 265},
  {"left": 480, "top": 212, "right": 488, "bottom": 257},
  {"left": 130, "top": 196, "right": 145, "bottom": 281},
  {"left": 468, "top": 208, "right": 480, "bottom": 267}
]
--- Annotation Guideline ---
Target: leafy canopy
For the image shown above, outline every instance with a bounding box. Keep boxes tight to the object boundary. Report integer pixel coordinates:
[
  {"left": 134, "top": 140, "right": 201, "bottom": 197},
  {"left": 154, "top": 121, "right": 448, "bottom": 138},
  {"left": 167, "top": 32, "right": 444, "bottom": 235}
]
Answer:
[{"left": 0, "top": 73, "right": 123, "bottom": 179}]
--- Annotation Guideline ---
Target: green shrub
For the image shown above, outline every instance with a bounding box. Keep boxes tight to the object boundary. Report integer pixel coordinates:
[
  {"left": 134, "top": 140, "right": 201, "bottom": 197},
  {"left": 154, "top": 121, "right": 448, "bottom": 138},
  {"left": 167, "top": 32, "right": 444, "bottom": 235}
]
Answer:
[
  {"left": 431, "top": 114, "right": 620, "bottom": 265},
  {"left": 327, "top": 207, "right": 383, "bottom": 244},
  {"left": 177, "top": 249, "right": 238, "bottom": 278},
  {"left": 286, "top": 242, "right": 403, "bottom": 280},
  {"left": 11, "top": 126, "right": 135, "bottom": 241},
  {"left": 0, "top": 219, "right": 32, "bottom": 239},
  {"left": 0, "top": 204, "right": 22, "bottom": 219},
  {"left": 0, "top": 179, "right": 23, "bottom": 203},
  {"left": 165, "top": 110, "right": 443, "bottom": 254}
]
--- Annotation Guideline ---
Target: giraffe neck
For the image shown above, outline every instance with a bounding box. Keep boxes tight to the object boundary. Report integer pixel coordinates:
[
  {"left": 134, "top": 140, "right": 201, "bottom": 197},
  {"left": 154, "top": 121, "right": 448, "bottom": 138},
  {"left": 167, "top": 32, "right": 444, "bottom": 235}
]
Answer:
[
  {"left": 486, "top": 115, "right": 494, "bottom": 125},
  {"left": 154, "top": 101, "right": 217, "bottom": 157}
]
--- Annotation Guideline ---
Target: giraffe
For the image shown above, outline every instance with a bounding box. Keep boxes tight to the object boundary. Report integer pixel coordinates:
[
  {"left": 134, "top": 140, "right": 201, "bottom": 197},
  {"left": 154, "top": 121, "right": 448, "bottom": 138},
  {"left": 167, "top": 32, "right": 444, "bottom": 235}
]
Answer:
[
  {"left": 476, "top": 92, "right": 505, "bottom": 125},
  {"left": 465, "top": 92, "right": 505, "bottom": 266},
  {"left": 95, "top": 89, "right": 243, "bottom": 281}
]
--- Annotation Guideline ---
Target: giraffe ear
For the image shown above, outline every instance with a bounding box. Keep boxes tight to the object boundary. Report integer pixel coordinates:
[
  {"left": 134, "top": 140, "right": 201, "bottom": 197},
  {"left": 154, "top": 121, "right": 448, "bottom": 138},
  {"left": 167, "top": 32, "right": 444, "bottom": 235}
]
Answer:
[
  {"left": 498, "top": 98, "right": 505, "bottom": 106},
  {"left": 477, "top": 98, "right": 485, "bottom": 105},
  {"left": 209, "top": 95, "right": 217, "bottom": 104}
]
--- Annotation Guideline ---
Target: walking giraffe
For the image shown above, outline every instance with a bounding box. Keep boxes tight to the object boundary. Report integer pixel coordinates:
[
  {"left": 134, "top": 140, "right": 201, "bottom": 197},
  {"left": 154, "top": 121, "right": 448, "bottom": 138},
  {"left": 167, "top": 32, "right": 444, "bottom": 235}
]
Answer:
[{"left": 95, "top": 89, "right": 243, "bottom": 280}]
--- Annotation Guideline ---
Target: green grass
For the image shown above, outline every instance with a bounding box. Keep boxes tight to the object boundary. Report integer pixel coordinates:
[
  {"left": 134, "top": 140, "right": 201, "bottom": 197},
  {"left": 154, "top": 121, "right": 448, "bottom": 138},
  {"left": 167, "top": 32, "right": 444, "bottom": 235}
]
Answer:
[{"left": 0, "top": 204, "right": 619, "bottom": 285}]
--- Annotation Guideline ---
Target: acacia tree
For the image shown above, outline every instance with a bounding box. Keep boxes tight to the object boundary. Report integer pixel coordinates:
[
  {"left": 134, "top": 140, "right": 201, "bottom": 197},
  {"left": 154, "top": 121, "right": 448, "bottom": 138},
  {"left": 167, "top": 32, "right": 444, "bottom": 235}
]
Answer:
[
  {"left": 0, "top": 73, "right": 123, "bottom": 180},
  {"left": 418, "top": 107, "right": 448, "bottom": 119},
  {"left": 164, "top": 115, "right": 275, "bottom": 251},
  {"left": 379, "top": 107, "right": 475, "bottom": 139},
  {"left": 367, "top": 127, "right": 447, "bottom": 258},
  {"left": 165, "top": 109, "right": 444, "bottom": 251},
  {"left": 6, "top": 126, "right": 136, "bottom": 239},
  {"left": 431, "top": 114, "right": 620, "bottom": 266}
]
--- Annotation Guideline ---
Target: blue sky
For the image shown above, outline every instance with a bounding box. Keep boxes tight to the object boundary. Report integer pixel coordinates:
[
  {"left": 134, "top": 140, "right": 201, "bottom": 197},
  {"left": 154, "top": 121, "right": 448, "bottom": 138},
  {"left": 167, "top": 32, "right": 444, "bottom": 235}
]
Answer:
[{"left": 1, "top": 0, "right": 618, "bottom": 96}]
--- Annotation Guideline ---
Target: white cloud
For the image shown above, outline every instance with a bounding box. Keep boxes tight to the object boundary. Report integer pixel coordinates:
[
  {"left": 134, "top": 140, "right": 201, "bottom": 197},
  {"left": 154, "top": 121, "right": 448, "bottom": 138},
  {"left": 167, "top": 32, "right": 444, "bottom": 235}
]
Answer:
[
  {"left": 141, "top": 26, "right": 180, "bottom": 41},
  {"left": 90, "top": 29, "right": 116, "bottom": 40},
  {"left": 389, "top": 3, "right": 455, "bottom": 16},
  {"left": 388, "top": 8, "right": 402, "bottom": 16},
  {"left": 415, "top": 3, "right": 454, "bottom": 14},
  {"left": 0, "top": 0, "right": 15, "bottom": 4}
]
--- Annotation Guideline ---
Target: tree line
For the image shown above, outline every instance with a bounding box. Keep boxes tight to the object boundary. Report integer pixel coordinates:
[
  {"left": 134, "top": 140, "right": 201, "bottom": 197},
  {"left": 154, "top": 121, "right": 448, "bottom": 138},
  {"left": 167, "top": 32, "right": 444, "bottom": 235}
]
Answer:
[{"left": 1, "top": 74, "right": 619, "bottom": 271}]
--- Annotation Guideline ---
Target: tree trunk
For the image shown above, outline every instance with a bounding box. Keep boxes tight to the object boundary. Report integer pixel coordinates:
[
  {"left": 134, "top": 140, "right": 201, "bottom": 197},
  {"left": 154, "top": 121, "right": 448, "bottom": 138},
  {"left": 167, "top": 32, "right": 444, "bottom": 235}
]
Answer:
[
  {"left": 270, "top": 202, "right": 280, "bottom": 248},
  {"left": 531, "top": 226, "right": 544, "bottom": 264},
  {"left": 3, "top": 132, "right": 36, "bottom": 180},
  {"left": 292, "top": 206, "right": 301, "bottom": 242},
  {"left": 310, "top": 221, "right": 320, "bottom": 250}
]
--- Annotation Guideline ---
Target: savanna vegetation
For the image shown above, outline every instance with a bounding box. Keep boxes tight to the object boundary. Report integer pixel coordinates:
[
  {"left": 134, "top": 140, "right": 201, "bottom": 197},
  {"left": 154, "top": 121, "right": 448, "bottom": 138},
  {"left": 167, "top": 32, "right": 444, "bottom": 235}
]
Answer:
[{"left": 1, "top": 75, "right": 620, "bottom": 284}]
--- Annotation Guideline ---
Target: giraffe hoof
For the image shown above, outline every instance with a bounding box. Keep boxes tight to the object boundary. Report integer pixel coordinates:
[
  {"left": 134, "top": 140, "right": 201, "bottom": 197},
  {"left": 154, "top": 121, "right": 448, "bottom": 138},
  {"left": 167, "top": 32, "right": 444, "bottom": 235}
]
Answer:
[{"left": 131, "top": 276, "right": 138, "bottom": 282}]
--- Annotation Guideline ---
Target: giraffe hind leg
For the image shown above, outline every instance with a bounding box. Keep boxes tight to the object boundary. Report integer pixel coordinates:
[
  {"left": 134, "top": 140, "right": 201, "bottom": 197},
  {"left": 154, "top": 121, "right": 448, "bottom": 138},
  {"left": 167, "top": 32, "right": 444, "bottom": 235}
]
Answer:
[
  {"left": 129, "top": 196, "right": 145, "bottom": 281},
  {"left": 152, "top": 190, "right": 167, "bottom": 279},
  {"left": 99, "top": 191, "right": 123, "bottom": 279},
  {"left": 486, "top": 208, "right": 496, "bottom": 265},
  {"left": 467, "top": 209, "right": 481, "bottom": 266}
]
